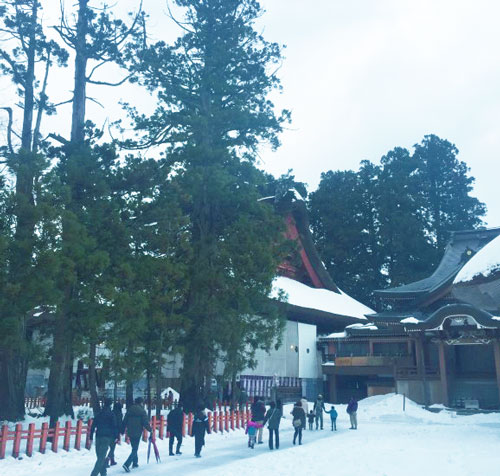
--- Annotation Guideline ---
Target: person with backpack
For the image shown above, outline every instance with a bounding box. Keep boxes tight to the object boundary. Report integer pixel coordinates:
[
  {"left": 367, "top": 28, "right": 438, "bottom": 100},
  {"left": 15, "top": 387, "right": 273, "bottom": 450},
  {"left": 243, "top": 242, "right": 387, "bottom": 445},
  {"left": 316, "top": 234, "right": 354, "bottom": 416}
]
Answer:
[
  {"left": 106, "top": 401, "right": 123, "bottom": 467},
  {"left": 325, "top": 405, "right": 338, "bottom": 431},
  {"left": 192, "top": 408, "right": 210, "bottom": 458},
  {"left": 263, "top": 400, "right": 282, "bottom": 450},
  {"left": 121, "top": 397, "right": 152, "bottom": 473},
  {"left": 290, "top": 401, "right": 305, "bottom": 445},
  {"left": 347, "top": 397, "right": 358, "bottom": 429},
  {"left": 89, "top": 398, "right": 118, "bottom": 476},
  {"left": 250, "top": 396, "right": 266, "bottom": 444},
  {"left": 167, "top": 403, "right": 185, "bottom": 455},
  {"left": 313, "top": 394, "right": 326, "bottom": 430}
]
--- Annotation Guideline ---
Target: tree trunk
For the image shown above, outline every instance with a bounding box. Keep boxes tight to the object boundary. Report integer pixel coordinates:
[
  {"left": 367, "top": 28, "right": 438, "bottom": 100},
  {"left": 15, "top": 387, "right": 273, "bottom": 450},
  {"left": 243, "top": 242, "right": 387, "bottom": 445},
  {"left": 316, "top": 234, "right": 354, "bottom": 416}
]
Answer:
[
  {"left": 146, "top": 366, "right": 151, "bottom": 419},
  {"left": 0, "top": 351, "right": 28, "bottom": 421},
  {"left": 155, "top": 359, "right": 162, "bottom": 418},
  {"left": 71, "top": 0, "right": 89, "bottom": 144},
  {"left": 44, "top": 314, "right": 71, "bottom": 428},
  {"left": 89, "top": 342, "right": 100, "bottom": 416},
  {"left": 126, "top": 379, "right": 134, "bottom": 408}
]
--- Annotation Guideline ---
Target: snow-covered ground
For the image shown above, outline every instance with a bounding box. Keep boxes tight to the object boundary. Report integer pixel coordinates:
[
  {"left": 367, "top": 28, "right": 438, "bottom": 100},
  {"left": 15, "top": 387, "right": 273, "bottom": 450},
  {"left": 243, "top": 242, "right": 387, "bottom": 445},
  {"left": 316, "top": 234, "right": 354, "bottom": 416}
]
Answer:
[{"left": 1, "top": 394, "right": 499, "bottom": 476}]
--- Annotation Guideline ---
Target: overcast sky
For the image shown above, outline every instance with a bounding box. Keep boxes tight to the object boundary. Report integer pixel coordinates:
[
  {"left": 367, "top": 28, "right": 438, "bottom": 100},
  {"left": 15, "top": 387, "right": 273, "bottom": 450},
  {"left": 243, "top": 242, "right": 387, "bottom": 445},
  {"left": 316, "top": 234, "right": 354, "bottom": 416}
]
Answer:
[{"left": 2, "top": 0, "right": 500, "bottom": 226}]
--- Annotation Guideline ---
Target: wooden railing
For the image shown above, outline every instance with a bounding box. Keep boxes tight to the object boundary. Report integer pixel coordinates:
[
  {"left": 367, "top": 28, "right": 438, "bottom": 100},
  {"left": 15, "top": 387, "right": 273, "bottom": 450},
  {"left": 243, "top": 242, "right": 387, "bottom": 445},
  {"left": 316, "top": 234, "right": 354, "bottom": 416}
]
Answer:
[{"left": 0, "top": 407, "right": 252, "bottom": 460}]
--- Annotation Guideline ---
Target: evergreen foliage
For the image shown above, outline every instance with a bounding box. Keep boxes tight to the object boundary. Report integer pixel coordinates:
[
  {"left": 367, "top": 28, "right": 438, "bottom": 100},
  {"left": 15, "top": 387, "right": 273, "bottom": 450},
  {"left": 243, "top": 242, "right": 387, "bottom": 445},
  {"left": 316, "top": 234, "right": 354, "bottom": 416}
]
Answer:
[{"left": 309, "top": 136, "right": 486, "bottom": 306}]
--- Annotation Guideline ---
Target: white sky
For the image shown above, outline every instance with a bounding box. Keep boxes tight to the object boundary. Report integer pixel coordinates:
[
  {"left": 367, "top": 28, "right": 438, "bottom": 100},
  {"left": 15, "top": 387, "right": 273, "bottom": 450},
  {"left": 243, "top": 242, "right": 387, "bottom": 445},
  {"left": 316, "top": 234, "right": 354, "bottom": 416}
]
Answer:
[{"left": 1, "top": 0, "right": 500, "bottom": 225}]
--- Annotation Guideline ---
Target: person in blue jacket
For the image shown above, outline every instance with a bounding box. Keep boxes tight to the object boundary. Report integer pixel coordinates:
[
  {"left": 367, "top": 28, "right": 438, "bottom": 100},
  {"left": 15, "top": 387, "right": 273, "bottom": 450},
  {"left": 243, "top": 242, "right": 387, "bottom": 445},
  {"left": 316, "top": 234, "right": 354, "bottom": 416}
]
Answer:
[{"left": 325, "top": 405, "right": 338, "bottom": 431}]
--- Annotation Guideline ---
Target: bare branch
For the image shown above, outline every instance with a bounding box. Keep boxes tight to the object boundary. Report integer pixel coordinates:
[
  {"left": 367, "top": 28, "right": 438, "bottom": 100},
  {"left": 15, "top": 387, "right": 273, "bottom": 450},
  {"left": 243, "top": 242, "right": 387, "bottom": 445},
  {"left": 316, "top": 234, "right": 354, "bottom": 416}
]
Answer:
[
  {"left": 86, "top": 59, "right": 107, "bottom": 80},
  {"left": 0, "top": 106, "right": 14, "bottom": 154},
  {"left": 87, "top": 96, "right": 105, "bottom": 108},
  {"left": 53, "top": 98, "right": 73, "bottom": 107},
  {"left": 87, "top": 74, "right": 131, "bottom": 87},
  {"left": 33, "top": 50, "right": 52, "bottom": 153},
  {"left": 48, "top": 132, "right": 69, "bottom": 145},
  {"left": 166, "top": 1, "right": 194, "bottom": 34}
]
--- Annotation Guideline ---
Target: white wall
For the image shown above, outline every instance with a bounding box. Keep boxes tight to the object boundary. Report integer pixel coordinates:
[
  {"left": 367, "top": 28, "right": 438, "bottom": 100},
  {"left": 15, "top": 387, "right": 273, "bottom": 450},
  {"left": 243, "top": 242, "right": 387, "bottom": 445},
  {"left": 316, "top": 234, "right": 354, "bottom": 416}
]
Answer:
[{"left": 298, "top": 322, "right": 321, "bottom": 379}]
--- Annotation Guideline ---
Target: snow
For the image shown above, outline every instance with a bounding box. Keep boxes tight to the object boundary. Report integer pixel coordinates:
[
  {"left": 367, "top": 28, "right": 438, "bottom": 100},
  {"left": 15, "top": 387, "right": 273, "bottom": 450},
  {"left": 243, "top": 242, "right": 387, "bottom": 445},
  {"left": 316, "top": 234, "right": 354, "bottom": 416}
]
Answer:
[
  {"left": 345, "top": 323, "right": 378, "bottom": 330},
  {"left": 401, "top": 317, "right": 420, "bottom": 324},
  {"left": 493, "top": 316, "right": 500, "bottom": 321},
  {"left": 3, "top": 394, "right": 500, "bottom": 476},
  {"left": 271, "top": 276, "right": 372, "bottom": 320},
  {"left": 454, "top": 234, "right": 500, "bottom": 283}
]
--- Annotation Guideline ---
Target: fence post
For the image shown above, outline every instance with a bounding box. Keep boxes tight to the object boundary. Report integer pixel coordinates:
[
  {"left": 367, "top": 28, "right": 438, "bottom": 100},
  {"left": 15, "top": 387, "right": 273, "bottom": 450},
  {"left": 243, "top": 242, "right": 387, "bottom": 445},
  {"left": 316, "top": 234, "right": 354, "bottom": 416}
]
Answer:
[
  {"left": 0, "top": 425, "right": 8, "bottom": 459},
  {"left": 219, "top": 411, "right": 224, "bottom": 434},
  {"left": 182, "top": 412, "right": 186, "bottom": 437},
  {"left": 207, "top": 412, "right": 212, "bottom": 434},
  {"left": 12, "top": 423, "right": 22, "bottom": 458},
  {"left": 230, "top": 410, "right": 235, "bottom": 431},
  {"left": 235, "top": 410, "right": 240, "bottom": 430},
  {"left": 26, "top": 423, "right": 35, "bottom": 457},
  {"left": 213, "top": 411, "right": 218, "bottom": 433},
  {"left": 151, "top": 416, "right": 157, "bottom": 441},
  {"left": 74, "top": 420, "right": 83, "bottom": 450},
  {"left": 85, "top": 419, "right": 93, "bottom": 450},
  {"left": 187, "top": 412, "right": 193, "bottom": 436},
  {"left": 51, "top": 421, "right": 60, "bottom": 453},
  {"left": 63, "top": 420, "right": 72, "bottom": 451},
  {"left": 159, "top": 415, "right": 165, "bottom": 440},
  {"left": 39, "top": 422, "right": 48, "bottom": 454}
]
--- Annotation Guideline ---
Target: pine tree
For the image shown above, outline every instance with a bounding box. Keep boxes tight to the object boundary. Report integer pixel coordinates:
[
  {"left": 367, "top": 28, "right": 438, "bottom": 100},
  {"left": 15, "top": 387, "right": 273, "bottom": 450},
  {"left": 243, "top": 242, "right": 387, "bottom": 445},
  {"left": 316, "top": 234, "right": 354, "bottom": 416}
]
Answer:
[
  {"left": 0, "top": 0, "right": 67, "bottom": 421},
  {"left": 413, "top": 134, "right": 486, "bottom": 251},
  {"left": 128, "top": 0, "right": 289, "bottom": 409}
]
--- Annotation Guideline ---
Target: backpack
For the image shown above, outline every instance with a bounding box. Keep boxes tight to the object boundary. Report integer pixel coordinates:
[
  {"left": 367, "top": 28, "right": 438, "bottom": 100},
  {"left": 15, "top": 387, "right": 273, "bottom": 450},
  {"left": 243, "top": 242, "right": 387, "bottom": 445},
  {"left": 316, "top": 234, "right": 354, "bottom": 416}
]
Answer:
[{"left": 292, "top": 418, "right": 302, "bottom": 428}]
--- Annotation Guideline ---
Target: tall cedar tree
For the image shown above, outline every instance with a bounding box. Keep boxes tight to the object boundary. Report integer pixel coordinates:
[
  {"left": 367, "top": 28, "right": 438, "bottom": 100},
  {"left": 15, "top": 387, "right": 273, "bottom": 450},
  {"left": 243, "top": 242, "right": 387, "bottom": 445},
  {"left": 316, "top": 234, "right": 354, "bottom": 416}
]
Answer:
[
  {"left": 0, "top": 1, "right": 67, "bottom": 421},
  {"left": 44, "top": 0, "right": 143, "bottom": 422},
  {"left": 309, "top": 135, "right": 486, "bottom": 307},
  {"left": 128, "top": 0, "right": 289, "bottom": 410}
]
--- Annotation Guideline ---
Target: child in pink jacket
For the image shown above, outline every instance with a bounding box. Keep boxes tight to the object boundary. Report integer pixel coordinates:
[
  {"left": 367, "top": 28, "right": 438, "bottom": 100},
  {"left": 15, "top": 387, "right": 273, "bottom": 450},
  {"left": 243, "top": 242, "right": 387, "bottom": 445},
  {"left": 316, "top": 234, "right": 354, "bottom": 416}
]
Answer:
[{"left": 245, "top": 420, "right": 263, "bottom": 449}]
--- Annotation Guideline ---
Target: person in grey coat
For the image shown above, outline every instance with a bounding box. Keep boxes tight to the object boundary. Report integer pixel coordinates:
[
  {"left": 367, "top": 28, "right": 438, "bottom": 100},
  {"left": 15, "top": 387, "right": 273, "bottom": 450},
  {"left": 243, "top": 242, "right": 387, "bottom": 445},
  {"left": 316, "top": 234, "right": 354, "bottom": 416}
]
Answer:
[
  {"left": 121, "top": 397, "right": 152, "bottom": 473},
  {"left": 263, "top": 400, "right": 282, "bottom": 450}
]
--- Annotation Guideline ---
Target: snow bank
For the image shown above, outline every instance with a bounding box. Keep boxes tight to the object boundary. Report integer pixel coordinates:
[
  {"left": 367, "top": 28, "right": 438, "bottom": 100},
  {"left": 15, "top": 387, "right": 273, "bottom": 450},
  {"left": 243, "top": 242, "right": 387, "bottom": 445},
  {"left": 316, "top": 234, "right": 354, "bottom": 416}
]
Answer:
[
  {"left": 401, "top": 317, "right": 420, "bottom": 324},
  {"left": 271, "top": 276, "right": 372, "bottom": 320},
  {"left": 454, "top": 235, "right": 500, "bottom": 283}
]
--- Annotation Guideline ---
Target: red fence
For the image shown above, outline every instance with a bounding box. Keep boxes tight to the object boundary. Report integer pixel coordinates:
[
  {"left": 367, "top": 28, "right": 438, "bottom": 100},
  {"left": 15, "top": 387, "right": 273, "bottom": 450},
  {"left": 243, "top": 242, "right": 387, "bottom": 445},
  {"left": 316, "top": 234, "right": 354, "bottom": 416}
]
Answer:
[{"left": 0, "top": 408, "right": 252, "bottom": 460}]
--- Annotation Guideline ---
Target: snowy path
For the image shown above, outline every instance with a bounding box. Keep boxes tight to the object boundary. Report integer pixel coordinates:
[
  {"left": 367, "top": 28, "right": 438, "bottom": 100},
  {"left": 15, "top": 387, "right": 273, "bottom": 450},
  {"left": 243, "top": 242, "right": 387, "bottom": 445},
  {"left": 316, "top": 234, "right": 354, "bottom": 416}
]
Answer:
[{"left": 1, "top": 395, "right": 500, "bottom": 476}]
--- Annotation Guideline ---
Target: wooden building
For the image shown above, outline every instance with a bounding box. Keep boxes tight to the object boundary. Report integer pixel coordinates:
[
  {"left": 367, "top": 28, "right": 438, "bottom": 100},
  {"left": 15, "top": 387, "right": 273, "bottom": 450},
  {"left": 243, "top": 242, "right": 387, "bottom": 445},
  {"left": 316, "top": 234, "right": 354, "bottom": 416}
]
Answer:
[{"left": 321, "top": 228, "right": 500, "bottom": 409}]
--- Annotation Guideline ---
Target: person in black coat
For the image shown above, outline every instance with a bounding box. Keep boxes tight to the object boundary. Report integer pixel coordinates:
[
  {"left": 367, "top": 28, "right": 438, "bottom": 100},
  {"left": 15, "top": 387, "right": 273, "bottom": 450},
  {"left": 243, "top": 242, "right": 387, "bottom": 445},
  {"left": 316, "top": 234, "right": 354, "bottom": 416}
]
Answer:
[
  {"left": 167, "top": 403, "right": 185, "bottom": 455},
  {"left": 263, "top": 401, "right": 282, "bottom": 450},
  {"left": 192, "top": 408, "right": 210, "bottom": 457},
  {"left": 290, "top": 401, "right": 306, "bottom": 445},
  {"left": 106, "top": 402, "right": 123, "bottom": 466},
  {"left": 90, "top": 398, "right": 118, "bottom": 476}
]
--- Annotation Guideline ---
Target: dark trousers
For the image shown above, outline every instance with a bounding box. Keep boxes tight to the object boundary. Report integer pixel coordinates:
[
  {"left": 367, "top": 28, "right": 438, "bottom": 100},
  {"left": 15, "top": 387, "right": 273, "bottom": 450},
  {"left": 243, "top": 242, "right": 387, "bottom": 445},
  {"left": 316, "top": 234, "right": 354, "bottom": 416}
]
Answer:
[
  {"left": 194, "top": 436, "right": 204, "bottom": 456},
  {"left": 315, "top": 412, "right": 323, "bottom": 429},
  {"left": 331, "top": 418, "right": 337, "bottom": 431},
  {"left": 169, "top": 432, "right": 182, "bottom": 454},
  {"left": 124, "top": 436, "right": 140, "bottom": 468},
  {"left": 91, "top": 436, "right": 112, "bottom": 476},
  {"left": 107, "top": 439, "right": 117, "bottom": 459},
  {"left": 268, "top": 428, "right": 279, "bottom": 449},
  {"left": 293, "top": 427, "right": 302, "bottom": 445},
  {"left": 308, "top": 421, "right": 313, "bottom": 430}
]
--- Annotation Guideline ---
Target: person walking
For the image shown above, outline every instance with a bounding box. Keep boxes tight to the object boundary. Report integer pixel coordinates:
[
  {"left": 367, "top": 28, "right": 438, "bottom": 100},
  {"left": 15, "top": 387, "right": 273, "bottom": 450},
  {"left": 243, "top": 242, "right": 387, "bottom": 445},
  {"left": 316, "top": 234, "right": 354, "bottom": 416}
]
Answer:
[
  {"left": 106, "top": 401, "right": 123, "bottom": 467},
  {"left": 89, "top": 398, "right": 118, "bottom": 476},
  {"left": 192, "top": 408, "right": 210, "bottom": 458},
  {"left": 167, "top": 402, "right": 185, "bottom": 455},
  {"left": 325, "top": 405, "right": 338, "bottom": 431},
  {"left": 121, "top": 397, "right": 152, "bottom": 473},
  {"left": 250, "top": 396, "right": 266, "bottom": 444},
  {"left": 263, "top": 401, "right": 282, "bottom": 450},
  {"left": 313, "top": 394, "right": 326, "bottom": 430},
  {"left": 300, "top": 396, "right": 308, "bottom": 430},
  {"left": 347, "top": 397, "right": 358, "bottom": 429},
  {"left": 307, "top": 410, "right": 315, "bottom": 430},
  {"left": 291, "top": 401, "right": 305, "bottom": 445}
]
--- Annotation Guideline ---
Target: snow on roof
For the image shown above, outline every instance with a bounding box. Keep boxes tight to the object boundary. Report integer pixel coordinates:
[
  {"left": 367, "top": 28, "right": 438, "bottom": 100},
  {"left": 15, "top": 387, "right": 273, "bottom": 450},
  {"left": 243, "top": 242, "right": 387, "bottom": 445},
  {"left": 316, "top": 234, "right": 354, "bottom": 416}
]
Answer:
[
  {"left": 271, "top": 276, "right": 372, "bottom": 320},
  {"left": 401, "top": 317, "right": 421, "bottom": 324},
  {"left": 454, "top": 234, "right": 500, "bottom": 283},
  {"left": 288, "top": 188, "right": 304, "bottom": 201}
]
